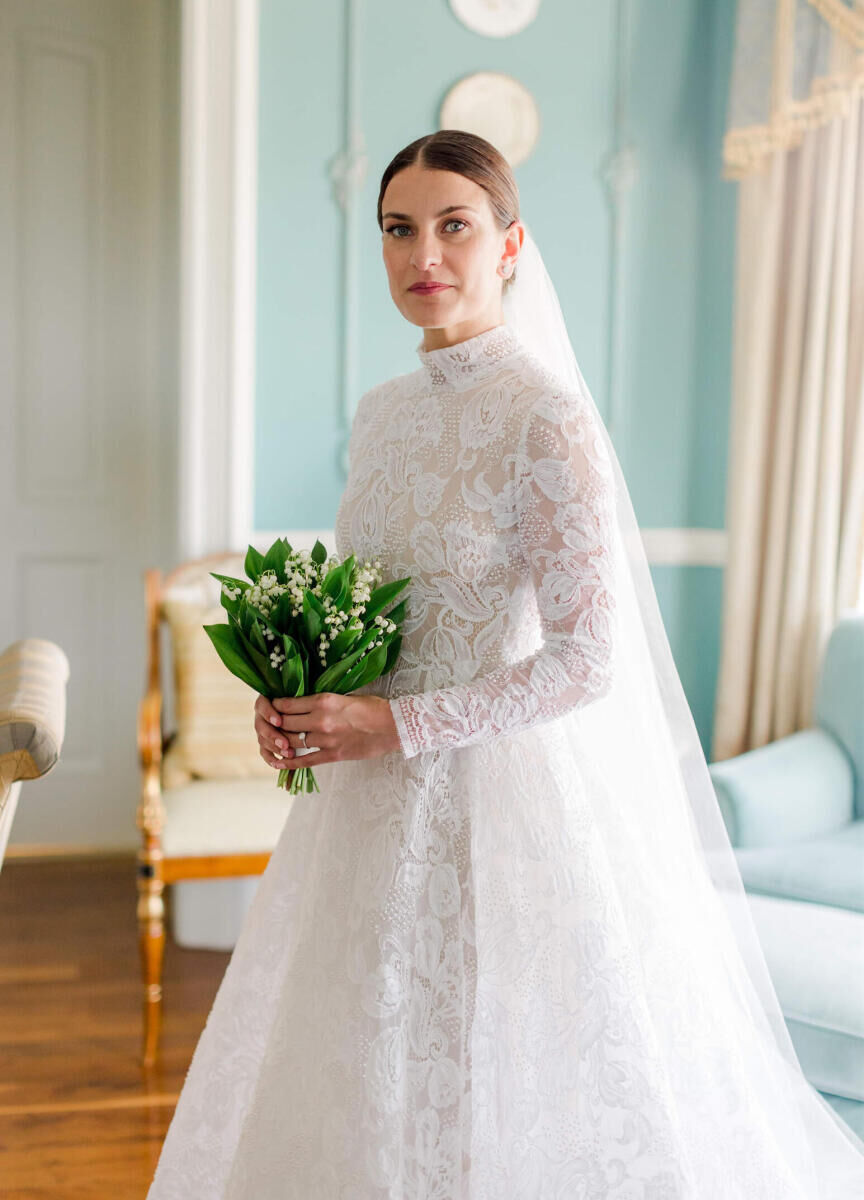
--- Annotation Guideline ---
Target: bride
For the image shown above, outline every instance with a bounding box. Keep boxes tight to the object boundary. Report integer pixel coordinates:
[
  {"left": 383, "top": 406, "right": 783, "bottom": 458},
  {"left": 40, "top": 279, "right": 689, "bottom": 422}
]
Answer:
[{"left": 147, "top": 130, "right": 864, "bottom": 1197}]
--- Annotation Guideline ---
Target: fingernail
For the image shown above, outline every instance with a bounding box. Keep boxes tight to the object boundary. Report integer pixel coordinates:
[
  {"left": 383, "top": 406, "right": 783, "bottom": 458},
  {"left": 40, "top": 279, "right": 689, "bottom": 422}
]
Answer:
[{"left": 270, "top": 716, "right": 280, "bottom": 725}]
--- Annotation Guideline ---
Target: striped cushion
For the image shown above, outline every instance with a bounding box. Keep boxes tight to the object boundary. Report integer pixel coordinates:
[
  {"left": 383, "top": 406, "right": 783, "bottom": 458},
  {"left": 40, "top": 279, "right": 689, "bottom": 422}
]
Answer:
[
  {"left": 161, "top": 597, "right": 273, "bottom": 787},
  {"left": 0, "top": 639, "right": 70, "bottom": 816}
]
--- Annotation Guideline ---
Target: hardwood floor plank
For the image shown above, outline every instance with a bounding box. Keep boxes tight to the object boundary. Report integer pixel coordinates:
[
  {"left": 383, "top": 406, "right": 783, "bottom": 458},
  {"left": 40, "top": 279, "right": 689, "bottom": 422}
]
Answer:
[{"left": 0, "top": 857, "right": 230, "bottom": 1194}]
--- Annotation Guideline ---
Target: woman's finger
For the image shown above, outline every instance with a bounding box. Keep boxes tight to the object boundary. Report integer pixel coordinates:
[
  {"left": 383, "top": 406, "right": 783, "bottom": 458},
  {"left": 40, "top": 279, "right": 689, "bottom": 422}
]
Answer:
[
  {"left": 260, "top": 745, "right": 288, "bottom": 769},
  {"left": 255, "top": 694, "right": 283, "bottom": 728},
  {"left": 255, "top": 714, "right": 295, "bottom": 757}
]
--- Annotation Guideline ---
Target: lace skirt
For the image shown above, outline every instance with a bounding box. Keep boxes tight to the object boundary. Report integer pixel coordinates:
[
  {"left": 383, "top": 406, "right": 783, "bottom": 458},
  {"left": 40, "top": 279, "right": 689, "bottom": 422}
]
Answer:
[{"left": 146, "top": 715, "right": 864, "bottom": 1199}]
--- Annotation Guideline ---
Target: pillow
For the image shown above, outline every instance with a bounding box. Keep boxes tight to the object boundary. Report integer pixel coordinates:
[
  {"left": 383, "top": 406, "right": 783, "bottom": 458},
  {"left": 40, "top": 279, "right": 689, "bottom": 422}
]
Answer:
[
  {"left": 160, "top": 597, "right": 273, "bottom": 788},
  {"left": 0, "top": 639, "right": 70, "bottom": 814}
]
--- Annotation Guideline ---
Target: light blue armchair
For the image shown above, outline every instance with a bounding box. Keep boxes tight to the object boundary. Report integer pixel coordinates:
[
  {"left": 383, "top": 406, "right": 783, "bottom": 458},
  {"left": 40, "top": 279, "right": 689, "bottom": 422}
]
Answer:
[{"left": 709, "top": 613, "right": 864, "bottom": 1139}]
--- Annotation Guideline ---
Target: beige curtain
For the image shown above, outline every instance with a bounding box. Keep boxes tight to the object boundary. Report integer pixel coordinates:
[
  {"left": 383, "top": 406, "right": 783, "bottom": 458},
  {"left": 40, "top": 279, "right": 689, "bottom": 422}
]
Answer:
[{"left": 712, "top": 0, "right": 864, "bottom": 762}]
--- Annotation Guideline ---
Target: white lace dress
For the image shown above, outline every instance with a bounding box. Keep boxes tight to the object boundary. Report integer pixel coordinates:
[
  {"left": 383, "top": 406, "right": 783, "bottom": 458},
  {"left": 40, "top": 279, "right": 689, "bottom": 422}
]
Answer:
[{"left": 147, "top": 323, "right": 858, "bottom": 1199}]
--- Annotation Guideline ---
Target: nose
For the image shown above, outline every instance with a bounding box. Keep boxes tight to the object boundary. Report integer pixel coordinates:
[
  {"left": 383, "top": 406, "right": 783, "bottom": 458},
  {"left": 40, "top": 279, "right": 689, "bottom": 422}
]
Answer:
[{"left": 409, "top": 232, "right": 443, "bottom": 272}]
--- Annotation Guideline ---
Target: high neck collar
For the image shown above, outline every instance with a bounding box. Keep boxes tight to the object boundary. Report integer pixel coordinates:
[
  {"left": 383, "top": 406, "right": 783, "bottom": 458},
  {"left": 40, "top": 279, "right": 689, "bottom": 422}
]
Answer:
[{"left": 416, "top": 322, "right": 523, "bottom": 391}]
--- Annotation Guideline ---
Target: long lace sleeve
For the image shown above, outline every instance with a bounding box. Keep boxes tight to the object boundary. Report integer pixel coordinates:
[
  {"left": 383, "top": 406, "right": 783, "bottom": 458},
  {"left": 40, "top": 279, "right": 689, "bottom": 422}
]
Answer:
[{"left": 388, "top": 387, "right": 619, "bottom": 758}]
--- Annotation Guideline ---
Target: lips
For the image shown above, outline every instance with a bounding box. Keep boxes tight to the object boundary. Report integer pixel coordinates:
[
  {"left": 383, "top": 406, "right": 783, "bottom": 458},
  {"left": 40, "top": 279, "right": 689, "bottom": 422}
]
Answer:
[{"left": 409, "top": 283, "right": 452, "bottom": 294}]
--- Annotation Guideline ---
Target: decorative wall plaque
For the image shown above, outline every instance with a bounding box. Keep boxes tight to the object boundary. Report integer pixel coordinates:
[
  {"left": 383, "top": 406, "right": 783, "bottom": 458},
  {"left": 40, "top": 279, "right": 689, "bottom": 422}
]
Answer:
[
  {"left": 450, "top": 0, "right": 541, "bottom": 38},
  {"left": 440, "top": 71, "right": 540, "bottom": 166}
]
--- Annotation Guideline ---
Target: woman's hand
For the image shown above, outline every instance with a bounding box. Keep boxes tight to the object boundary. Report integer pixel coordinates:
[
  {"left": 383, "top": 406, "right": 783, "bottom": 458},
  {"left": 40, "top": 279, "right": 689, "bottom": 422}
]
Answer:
[{"left": 253, "top": 692, "right": 402, "bottom": 772}]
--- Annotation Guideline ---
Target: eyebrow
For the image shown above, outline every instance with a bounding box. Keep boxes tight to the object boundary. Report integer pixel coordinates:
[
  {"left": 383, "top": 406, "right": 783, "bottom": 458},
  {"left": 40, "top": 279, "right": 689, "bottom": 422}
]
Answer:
[{"left": 381, "top": 205, "right": 479, "bottom": 221}]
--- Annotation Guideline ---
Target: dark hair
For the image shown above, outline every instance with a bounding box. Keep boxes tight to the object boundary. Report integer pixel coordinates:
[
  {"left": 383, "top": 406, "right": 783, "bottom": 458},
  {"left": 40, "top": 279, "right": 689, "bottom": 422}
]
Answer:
[{"left": 377, "top": 129, "right": 520, "bottom": 291}]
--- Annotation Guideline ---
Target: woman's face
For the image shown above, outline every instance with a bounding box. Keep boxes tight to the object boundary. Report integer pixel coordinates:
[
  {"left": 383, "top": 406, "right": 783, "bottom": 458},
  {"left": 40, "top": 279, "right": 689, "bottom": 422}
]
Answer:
[{"left": 380, "top": 164, "right": 523, "bottom": 347}]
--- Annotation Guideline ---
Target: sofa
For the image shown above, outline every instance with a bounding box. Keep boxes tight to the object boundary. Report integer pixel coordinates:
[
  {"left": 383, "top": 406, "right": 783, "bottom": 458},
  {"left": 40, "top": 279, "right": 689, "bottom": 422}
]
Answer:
[
  {"left": 709, "top": 613, "right": 864, "bottom": 1139},
  {"left": 0, "top": 638, "right": 70, "bottom": 868}
]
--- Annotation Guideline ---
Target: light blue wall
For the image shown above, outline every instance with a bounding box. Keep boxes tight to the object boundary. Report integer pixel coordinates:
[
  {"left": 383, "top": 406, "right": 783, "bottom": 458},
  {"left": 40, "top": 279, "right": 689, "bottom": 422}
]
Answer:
[{"left": 254, "top": 0, "right": 737, "bottom": 757}]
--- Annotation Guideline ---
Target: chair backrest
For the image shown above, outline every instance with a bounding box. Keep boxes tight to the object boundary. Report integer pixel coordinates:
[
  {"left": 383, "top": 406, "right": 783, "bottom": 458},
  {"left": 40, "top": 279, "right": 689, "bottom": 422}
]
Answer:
[
  {"left": 814, "top": 613, "right": 864, "bottom": 819},
  {"left": 156, "top": 552, "right": 264, "bottom": 788},
  {"left": 161, "top": 551, "right": 248, "bottom": 608}
]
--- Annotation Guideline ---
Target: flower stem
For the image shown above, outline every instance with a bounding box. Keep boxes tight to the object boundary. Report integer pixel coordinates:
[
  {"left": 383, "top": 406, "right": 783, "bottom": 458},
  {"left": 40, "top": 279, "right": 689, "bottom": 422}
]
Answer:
[{"left": 276, "top": 765, "right": 319, "bottom": 794}]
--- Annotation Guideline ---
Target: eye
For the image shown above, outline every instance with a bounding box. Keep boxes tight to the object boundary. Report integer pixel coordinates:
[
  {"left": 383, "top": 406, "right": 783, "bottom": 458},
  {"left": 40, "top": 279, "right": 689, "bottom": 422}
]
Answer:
[{"left": 383, "top": 218, "right": 468, "bottom": 238}]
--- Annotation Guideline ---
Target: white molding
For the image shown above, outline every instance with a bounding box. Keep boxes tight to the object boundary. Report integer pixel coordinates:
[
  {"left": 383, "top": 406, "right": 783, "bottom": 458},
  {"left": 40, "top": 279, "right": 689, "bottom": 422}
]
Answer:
[
  {"left": 600, "top": 0, "right": 638, "bottom": 458},
  {"left": 232, "top": 0, "right": 260, "bottom": 553},
  {"left": 254, "top": 528, "right": 729, "bottom": 568},
  {"left": 327, "top": 0, "right": 368, "bottom": 478},
  {"left": 178, "top": 0, "right": 259, "bottom": 559},
  {"left": 639, "top": 527, "right": 727, "bottom": 567}
]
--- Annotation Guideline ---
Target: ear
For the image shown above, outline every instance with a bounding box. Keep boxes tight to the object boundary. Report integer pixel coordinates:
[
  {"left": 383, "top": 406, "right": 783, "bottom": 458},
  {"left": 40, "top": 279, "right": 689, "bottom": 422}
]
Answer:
[{"left": 501, "top": 221, "right": 524, "bottom": 275}]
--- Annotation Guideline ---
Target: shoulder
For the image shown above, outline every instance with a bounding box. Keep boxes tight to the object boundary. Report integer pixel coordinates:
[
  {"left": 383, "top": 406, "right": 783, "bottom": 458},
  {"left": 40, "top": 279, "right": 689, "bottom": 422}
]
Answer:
[
  {"left": 350, "top": 379, "right": 394, "bottom": 436},
  {"left": 508, "top": 353, "right": 593, "bottom": 441},
  {"left": 509, "top": 356, "right": 615, "bottom": 488},
  {"left": 354, "top": 371, "right": 419, "bottom": 418}
]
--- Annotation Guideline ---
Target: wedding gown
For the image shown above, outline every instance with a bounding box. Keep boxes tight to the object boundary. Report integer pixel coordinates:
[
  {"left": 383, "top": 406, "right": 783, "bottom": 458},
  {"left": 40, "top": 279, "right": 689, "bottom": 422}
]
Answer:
[{"left": 147, "top": 322, "right": 864, "bottom": 1198}]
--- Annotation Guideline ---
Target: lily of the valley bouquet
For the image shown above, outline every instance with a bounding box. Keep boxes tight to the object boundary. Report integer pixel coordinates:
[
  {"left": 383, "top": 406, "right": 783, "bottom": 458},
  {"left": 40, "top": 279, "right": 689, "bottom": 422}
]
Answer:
[{"left": 203, "top": 538, "right": 410, "bottom": 795}]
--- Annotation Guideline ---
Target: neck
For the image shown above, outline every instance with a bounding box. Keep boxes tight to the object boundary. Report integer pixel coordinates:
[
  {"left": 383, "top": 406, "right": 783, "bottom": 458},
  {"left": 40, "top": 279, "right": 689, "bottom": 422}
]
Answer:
[{"left": 421, "top": 309, "right": 505, "bottom": 353}]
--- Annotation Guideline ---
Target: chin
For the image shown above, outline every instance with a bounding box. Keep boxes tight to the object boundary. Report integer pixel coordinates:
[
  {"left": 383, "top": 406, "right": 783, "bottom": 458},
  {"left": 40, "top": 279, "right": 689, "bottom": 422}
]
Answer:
[{"left": 403, "top": 299, "right": 459, "bottom": 327}]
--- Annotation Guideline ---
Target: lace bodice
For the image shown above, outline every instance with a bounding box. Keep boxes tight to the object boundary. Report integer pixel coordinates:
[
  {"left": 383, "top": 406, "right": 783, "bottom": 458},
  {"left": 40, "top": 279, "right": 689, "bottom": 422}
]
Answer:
[{"left": 333, "top": 321, "right": 619, "bottom": 757}]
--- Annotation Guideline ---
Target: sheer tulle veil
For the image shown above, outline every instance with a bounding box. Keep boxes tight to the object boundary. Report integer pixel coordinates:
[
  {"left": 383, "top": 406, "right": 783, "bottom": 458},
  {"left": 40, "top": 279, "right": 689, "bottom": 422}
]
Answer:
[{"left": 502, "top": 221, "right": 864, "bottom": 1189}]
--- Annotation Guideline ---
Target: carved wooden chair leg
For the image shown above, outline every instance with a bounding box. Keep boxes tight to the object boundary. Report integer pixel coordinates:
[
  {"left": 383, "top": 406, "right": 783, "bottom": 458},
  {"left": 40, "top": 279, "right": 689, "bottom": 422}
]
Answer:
[{"left": 138, "top": 856, "right": 166, "bottom": 1067}]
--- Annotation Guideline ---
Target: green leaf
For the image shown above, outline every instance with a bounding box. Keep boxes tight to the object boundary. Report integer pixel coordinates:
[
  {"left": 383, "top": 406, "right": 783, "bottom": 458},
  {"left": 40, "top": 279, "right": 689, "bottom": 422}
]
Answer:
[
  {"left": 334, "top": 560, "right": 356, "bottom": 611},
  {"left": 242, "top": 635, "right": 284, "bottom": 695},
  {"left": 238, "top": 594, "right": 265, "bottom": 638},
  {"left": 380, "top": 598, "right": 406, "bottom": 627},
  {"left": 320, "top": 555, "right": 355, "bottom": 611},
  {"left": 272, "top": 589, "right": 297, "bottom": 628},
  {"left": 203, "top": 623, "right": 267, "bottom": 693},
  {"left": 312, "top": 625, "right": 380, "bottom": 693},
  {"left": 364, "top": 576, "right": 411, "bottom": 623},
  {"left": 249, "top": 617, "right": 268, "bottom": 655},
  {"left": 302, "top": 589, "right": 326, "bottom": 644},
  {"left": 311, "top": 655, "right": 356, "bottom": 694},
  {"left": 262, "top": 537, "right": 288, "bottom": 584},
  {"left": 336, "top": 643, "right": 388, "bottom": 694},
  {"left": 210, "top": 572, "right": 250, "bottom": 596},
  {"left": 383, "top": 632, "right": 402, "bottom": 674},
  {"left": 327, "top": 620, "right": 364, "bottom": 659},
  {"left": 244, "top": 544, "right": 264, "bottom": 583},
  {"left": 280, "top": 631, "right": 300, "bottom": 658},
  {"left": 213, "top": 581, "right": 243, "bottom": 620},
  {"left": 310, "top": 539, "right": 328, "bottom": 565},
  {"left": 280, "top": 645, "right": 305, "bottom": 696}
]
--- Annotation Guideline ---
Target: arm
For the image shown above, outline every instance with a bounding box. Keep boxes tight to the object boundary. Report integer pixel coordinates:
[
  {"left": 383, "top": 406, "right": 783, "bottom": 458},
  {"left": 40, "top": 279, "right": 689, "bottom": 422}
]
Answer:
[{"left": 388, "top": 387, "right": 619, "bottom": 757}]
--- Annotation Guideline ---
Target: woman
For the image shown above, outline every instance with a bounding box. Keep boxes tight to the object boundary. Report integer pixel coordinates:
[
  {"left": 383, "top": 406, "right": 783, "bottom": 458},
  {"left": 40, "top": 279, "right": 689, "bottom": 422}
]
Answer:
[{"left": 148, "top": 131, "right": 864, "bottom": 1197}]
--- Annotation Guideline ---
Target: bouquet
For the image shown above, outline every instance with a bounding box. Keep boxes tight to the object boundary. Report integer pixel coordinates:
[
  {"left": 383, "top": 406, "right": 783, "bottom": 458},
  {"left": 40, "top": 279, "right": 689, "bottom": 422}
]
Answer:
[{"left": 203, "top": 537, "right": 410, "bottom": 795}]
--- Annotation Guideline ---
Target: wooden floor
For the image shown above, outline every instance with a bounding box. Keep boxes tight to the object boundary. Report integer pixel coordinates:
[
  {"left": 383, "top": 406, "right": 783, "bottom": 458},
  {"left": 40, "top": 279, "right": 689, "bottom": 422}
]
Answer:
[{"left": 0, "top": 856, "right": 230, "bottom": 1198}]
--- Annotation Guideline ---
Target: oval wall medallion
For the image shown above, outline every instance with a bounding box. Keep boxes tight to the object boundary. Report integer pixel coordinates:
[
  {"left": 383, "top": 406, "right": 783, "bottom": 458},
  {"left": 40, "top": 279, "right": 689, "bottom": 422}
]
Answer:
[
  {"left": 440, "top": 71, "right": 540, "bottom": 166},
  {"left": 450, "top": 0, "right": 541, "bottom": 38}
]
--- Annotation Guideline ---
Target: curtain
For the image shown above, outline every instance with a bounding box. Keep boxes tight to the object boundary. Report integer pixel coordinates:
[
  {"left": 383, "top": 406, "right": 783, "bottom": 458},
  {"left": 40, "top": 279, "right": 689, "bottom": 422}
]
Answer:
[{"left": 712, "top": 0, "right": 864, "bottom": 761}]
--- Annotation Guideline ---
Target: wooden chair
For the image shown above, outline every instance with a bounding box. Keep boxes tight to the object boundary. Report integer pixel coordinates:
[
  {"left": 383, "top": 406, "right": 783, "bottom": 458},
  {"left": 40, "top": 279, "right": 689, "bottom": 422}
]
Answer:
[{"left": 136, "top": 552, "right": 296, "bottom": 1067}]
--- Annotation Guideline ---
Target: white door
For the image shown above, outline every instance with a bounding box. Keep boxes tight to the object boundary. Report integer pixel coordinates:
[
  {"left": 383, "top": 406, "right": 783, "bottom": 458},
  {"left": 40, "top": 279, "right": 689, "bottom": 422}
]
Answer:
[{"left": 0, "top": 0, "right": 179, "bottom": 848}]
